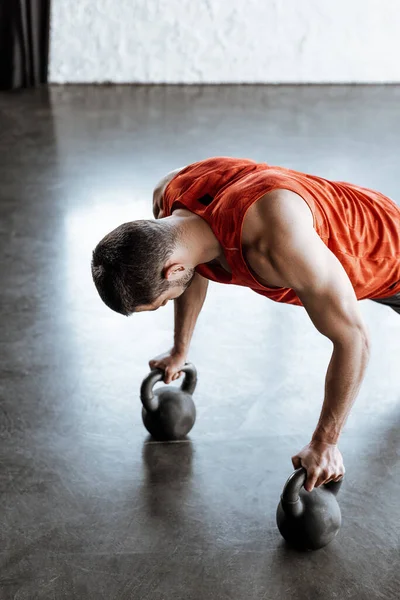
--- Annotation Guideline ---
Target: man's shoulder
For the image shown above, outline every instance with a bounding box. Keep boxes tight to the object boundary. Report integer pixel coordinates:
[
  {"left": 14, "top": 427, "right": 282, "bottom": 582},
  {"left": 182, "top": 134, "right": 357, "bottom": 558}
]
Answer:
[{"left": 242, "top": 189, "right": 314, "bottom": 250}]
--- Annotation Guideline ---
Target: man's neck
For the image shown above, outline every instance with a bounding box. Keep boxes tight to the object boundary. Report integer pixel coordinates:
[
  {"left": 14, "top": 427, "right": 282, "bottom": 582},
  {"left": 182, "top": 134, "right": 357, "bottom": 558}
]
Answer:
[{"left": 167, "top": 210, "right": 222, "bottom": 267}]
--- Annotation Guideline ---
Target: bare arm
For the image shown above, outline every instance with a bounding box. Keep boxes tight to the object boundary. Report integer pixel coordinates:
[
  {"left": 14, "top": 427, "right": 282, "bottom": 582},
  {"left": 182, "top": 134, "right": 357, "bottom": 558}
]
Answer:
[
  {"left": 151, "top": 174, "right": 208, "bottom": 381},
  {"left": 256, "top": 190, "right": 371, "bottom": 488},
  {"left": 152, "top": 165, "right": 206, "bottom": 355},
  {"left": 267, "top": 191, "right": 370, "bottom": 439},
  {"left": 173, "top": 272, "right": 209, "bottom": 356},
  {"left": 149, "top": 272, "right": 209, "bottom": 383}
]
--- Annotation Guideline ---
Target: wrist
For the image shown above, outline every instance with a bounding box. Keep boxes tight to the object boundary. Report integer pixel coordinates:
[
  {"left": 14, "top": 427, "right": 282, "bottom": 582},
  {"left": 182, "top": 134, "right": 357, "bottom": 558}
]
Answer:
[
  {"left": 172, "top": 345, "right": 188, "bottom": 357},
  {"left": 312, "top": 430, "right": 339, "bottom": 445},
  {"left": 312, "top": 417, "right": 342, "bottom": 445},
  {"left": 311, "top": 438, "right": 338, "bottom": 448}
]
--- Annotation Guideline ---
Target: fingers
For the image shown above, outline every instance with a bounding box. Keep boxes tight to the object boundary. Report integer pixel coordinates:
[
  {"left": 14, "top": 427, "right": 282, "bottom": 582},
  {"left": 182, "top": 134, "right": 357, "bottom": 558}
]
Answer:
[
  {"left": 164, "top": 368, "right": 172, "bottom": 384},
  {"left": 291, "top": 462, "right": 343, "bottom": 492},
  {"left": 314, "top": 468, "right": 331, "bottom": 489},
  {"left": 306, "top": 468, "right": 345, "bottom": 491},
  {"left": 333, "top": 468, "right": 345, "bottom": 482},
  {"left": 291, "top": 441, "right": 345, "bottom": 492},
  {"left": 148, "top": 359, "right": 182, "bottom": 384},
  {"left": 163, "top": 368, "right": 182, "bottom": 384},
  {"left": 306, "top": 469, "right": 340, "bottom": 490},
  {"left": 165, "top": 373, "right": 181, "bottom": 383},
  {"left": 324, "top": 471, "right": 344, "bottom": 485},
  {"left": 304, "top": 471, "right": 319, "bottom": 493}
]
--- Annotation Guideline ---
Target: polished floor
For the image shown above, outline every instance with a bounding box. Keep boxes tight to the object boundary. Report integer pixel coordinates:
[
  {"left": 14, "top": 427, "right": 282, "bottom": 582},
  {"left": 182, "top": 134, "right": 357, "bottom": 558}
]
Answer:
[{"left": 0, "top": 85, "right": 399, "bottom": 599}]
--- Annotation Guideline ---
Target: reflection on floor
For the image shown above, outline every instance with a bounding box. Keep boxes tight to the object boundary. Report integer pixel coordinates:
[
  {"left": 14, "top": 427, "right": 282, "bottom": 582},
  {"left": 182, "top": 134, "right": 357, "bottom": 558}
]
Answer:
[{"left": 0, "top": 86, "right": 399, "bottom": 599}]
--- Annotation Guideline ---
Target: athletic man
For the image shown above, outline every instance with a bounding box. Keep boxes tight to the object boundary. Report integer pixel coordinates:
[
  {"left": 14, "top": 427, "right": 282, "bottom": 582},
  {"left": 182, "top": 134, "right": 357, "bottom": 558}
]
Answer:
[{"left": 91, "top": 157, "right": 400, "bottom": 491}]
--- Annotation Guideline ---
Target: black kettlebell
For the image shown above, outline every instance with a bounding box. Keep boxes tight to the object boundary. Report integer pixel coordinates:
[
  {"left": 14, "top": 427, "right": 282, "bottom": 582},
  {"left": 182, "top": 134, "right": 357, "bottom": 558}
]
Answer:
[
  {"left": 276, "top": 467, "right": 343, "bottom": 551},
  {"left": 140, "top": 362, "right": 197, "bottom": 441}
]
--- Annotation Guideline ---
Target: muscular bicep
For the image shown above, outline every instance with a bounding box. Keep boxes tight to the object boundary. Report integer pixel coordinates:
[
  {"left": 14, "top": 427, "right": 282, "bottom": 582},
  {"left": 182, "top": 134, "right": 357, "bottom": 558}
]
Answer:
[
  {"left": 290, "top": 238, "right": 365, "bottom": 345},
  {"left": 267, "top": 194, "right": 368, "bottom": 345}
]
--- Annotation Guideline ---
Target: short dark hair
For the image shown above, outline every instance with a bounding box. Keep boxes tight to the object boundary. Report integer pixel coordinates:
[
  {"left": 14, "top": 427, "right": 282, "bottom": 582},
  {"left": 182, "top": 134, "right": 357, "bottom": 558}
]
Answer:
[{"left": 91, "top": 220, "right": 177, "bottom": 315}]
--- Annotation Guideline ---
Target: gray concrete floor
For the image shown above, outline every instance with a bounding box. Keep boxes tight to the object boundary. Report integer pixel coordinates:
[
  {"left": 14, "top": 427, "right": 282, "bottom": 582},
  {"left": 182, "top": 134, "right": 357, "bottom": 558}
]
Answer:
[{"left": 0, "top": 85, "right": 399, "bottom": 599}]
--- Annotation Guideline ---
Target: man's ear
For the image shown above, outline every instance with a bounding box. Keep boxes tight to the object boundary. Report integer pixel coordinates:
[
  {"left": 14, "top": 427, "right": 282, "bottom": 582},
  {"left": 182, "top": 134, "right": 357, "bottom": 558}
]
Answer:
[{"left": 164, "top": 263, "right": 185, "bottom": 281}]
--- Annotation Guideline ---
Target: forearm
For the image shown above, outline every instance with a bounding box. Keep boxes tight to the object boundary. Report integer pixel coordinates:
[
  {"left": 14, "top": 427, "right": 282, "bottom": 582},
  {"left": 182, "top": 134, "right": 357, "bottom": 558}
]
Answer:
[
  {"left": 312, "top": 333, "right": 370, "bottom": 444},
  {"left": 173, "top": 272, "right": 209, "bottom": 355}
]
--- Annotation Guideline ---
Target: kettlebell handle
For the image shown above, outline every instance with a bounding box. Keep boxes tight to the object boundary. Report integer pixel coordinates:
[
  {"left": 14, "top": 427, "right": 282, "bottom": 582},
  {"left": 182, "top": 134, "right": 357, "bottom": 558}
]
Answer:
[
  {"left": 140, "top": 362, "right": 197, "bottom": 413},
  {"left": 282, "top": 467, "right": 344, "bottom": 503}
]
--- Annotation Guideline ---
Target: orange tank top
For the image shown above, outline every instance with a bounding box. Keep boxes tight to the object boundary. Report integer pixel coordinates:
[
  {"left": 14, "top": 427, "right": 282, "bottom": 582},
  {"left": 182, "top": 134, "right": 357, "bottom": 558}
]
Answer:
[{"left": 163, "top": 157, "right": 400, "bottom": 304}]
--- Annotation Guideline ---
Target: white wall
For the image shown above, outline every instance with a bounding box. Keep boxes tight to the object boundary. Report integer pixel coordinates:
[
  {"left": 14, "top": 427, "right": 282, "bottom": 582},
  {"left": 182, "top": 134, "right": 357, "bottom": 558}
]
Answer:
[{"left": 50, "top": 0, "right": 400, "bottom": 84}]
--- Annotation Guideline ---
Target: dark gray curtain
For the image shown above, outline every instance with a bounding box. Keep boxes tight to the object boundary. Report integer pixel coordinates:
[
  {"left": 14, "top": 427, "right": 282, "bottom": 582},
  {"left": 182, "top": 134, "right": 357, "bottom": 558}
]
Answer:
[{"left": 0, "top": 0, "right": 50, "bottom": 90}]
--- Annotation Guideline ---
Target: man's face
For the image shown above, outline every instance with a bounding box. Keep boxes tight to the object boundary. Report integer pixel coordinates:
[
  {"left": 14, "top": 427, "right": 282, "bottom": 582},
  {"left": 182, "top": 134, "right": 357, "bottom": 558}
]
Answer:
[{"left": 135, "top": 269, "right": 195, "bottom": 313}]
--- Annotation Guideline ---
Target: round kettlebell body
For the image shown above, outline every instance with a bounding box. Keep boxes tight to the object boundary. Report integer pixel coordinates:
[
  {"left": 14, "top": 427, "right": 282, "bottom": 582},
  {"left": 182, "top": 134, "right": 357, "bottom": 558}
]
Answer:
[
  {"left": 276, "top": 468, "right": 343, "bottom": 551},
  {"left": 140, "top": 363, "right": 197, "bottom": 441},
  {"left": 142, "top": 386, "right": 196, "bottom": 440}
]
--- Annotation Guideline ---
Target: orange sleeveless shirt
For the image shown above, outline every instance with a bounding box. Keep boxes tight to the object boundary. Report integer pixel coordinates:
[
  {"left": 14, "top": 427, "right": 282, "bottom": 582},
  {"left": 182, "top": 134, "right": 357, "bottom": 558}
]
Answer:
[{"left": 163, "top": 157, "right": 400, "bottom": 305}]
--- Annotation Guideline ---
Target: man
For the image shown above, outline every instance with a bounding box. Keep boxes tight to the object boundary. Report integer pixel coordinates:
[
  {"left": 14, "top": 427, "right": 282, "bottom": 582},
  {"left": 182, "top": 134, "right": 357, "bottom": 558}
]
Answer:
[{"left": 91, "top": 157, "right": 400, "bottom": 492}]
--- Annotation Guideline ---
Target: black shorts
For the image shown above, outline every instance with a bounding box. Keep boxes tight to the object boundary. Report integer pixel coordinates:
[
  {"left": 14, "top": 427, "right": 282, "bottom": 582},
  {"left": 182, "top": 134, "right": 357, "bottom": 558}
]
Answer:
[{"left": 371, "top": 293, "right": 400, "bottom": 314}]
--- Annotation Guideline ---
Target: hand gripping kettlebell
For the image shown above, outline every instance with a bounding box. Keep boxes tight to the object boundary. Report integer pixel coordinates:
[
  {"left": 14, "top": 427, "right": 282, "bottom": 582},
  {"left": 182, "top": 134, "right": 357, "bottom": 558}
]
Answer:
[
  {"left": 140, "top": 363, "right": 197, "bottom": 441},
  {"left": 276, "top": 467, "right": 344, "bottom": 551}
]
